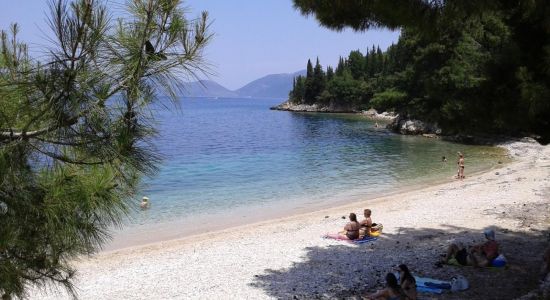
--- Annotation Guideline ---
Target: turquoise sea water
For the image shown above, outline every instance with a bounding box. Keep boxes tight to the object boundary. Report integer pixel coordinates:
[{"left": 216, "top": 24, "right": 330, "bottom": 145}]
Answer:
[{"left": 114, "top": 97, "right": 507, "bottom": 247}]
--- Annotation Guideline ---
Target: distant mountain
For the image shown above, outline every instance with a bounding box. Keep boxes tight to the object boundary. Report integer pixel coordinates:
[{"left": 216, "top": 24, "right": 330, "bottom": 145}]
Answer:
[
  {"left": 180, "top": 70, "right": 306, "bottom": 99},
  {"left": 181, "top": 80, "right": 238, "bottom": 98},
  {"left": 236, "top": 70, "right": 306, "bottom": 99}
]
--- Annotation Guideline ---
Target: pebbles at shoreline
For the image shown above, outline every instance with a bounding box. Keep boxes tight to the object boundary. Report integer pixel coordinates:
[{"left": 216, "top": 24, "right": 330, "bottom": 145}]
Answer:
[{"left": 32, "top": 141, "right": 550, "bottom": 300}]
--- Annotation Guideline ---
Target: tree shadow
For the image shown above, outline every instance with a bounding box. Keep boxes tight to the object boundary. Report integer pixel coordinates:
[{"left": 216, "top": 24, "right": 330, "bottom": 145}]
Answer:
[
  {"left": 481, "top": 196, "right": 550, "bottom": 232},
  {"left": 250, "top": 225, "right": 548, "bottom": 299}
]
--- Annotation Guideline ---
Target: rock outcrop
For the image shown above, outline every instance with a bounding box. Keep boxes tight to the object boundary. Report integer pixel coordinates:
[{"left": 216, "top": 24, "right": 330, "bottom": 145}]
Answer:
[
  {"left": 361, "top": 109, "right": 398, "bottom": 121},
  {"left": 388, "top": 116, "right": 442, "bottom": 135},
  {"left": 270, "top": 101, "right": 329, "bottom": 112},
  {"left": 270, "top": 101, "right": 355, "bottom": 113},
  {"left": 272, "top": 102, "right": 441, "bottom": 136}
]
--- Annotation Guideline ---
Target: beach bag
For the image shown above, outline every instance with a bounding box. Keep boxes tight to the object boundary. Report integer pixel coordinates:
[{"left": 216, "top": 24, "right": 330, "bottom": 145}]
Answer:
[
  {"left": 371, "top": 223, "right": 383, "bottom": 233},
  {"left": 491, "top": 254, "right": 507, "bottom": 267},
  {"left": 369, "top": 224, "right": 383, "bottom": 237},
  {"left": 450, "top": 275, "right": 469, "bottom": 292}
]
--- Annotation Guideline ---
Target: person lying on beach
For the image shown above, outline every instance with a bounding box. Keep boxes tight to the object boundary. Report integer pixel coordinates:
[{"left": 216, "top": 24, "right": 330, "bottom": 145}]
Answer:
[
  {"left": 339, "top": 213, "right": 361, "bottom": 240},
  {"left": 441, "top": 229, "right": 499, "bottom": 267},
  {"left": 397, "top": 264, "right": 417, "bottom": 300},
  {"left": 364, "top": 273, "right": 407, "bottom": 300}
]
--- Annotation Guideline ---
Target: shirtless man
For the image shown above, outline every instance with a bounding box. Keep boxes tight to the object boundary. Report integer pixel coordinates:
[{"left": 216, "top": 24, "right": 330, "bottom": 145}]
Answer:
[
  {"left": 442, "top": 229, "right": 499, "bottom": 267},
  {"left": 359, "top": 209, "right": 374, "bottom": 237},
  {"left": 457, "top": 152, "right": 465, "bottom": 179}
]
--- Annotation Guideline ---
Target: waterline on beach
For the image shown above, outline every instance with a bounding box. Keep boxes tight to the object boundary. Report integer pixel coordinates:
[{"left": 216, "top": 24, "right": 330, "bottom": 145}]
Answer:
[
  {"left": 106, "top": 98, "right": 510, "bottom": 250},
  {"left": 108, "top": 155, "right": 508, "bottom": 250}
]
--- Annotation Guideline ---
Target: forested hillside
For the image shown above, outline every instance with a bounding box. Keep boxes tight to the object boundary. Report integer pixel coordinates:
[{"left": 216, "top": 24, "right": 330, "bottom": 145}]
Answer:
[{"left": 289, "top": 1, "right": 550, "bottom": 141}]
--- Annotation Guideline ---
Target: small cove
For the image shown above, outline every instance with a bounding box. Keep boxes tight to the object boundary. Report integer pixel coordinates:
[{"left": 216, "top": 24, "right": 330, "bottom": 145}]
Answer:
[{"left": 107, "top": 97, "right": 509, "bottom": 250}]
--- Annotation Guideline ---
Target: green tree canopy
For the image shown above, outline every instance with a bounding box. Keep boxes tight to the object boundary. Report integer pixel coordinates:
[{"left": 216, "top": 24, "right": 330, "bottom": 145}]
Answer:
[
  {"left": 0, "top": 0, "right": 211, "bottom": 298},
  {"left": 292, "top": 0, "right": 499, "bottom": 33},
  {"left": 347, "top": 50, "right": 364, "bottom": 80},
  {"left": 292, "top": 0, "right": 550, "bottom": 140}
]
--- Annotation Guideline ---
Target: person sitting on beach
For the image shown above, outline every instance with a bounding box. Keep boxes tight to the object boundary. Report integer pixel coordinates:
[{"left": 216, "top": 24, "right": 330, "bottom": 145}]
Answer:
[
  {"left": 441, "top": 229, "right": 499, "bottom": 267},
  {"left": 365, "top": 273, "right": 407, "bottom": 300},
  {"left": 140, "top": 196, "right": 150, "bottom": 210},
  {"left": 360, "top": 209, "right": 374, "bottom": 237},
  {"left": 541, "top": 246, "right": 550, "bottom": 281},
  {"left": 360, "top": 209, "right": 381, "bottom": 237},
  {"left": 340, "top": 213, "right": 361, "bottom": 240},
  {"left": 397, "top": 264, "right": 417, "bottom": 300}
]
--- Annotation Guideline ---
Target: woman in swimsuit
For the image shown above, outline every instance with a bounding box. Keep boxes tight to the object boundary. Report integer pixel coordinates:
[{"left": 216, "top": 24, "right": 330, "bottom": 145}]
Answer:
[
  {"left": 398, "top": 264, "right": 416, "bottom": 300},
  {"left": 457, "top": 152, "right": 465, "bottom": 179},
  {"left": 365, "top": 273, "right": 406, "bottom": 300},
  {"left": 342, "top": 213, "right": 360, "bottom": 240}
]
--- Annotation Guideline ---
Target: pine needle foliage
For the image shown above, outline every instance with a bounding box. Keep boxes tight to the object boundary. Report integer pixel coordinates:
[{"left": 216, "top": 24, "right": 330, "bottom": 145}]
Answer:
[{"left": 0, "top": 0, "right": 212, "bottom": 298}]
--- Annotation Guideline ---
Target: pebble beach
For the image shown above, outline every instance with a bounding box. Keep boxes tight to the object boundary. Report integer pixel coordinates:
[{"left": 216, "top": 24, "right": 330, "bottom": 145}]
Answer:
[{"left": 32, "top": 140, "right": 550, "bottom": 300}]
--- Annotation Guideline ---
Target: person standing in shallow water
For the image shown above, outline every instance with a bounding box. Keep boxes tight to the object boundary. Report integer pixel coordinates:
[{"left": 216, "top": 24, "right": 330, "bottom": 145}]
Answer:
[
  {"left": 457, "top": 152, "right": 465, "bottom": 179},
  {"left": 140, "top": 196, "right": 150, "bottom": 210}
]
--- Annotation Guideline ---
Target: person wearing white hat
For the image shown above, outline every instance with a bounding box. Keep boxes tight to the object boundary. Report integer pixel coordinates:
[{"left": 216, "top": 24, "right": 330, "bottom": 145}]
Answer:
[
  {"left": 440, "top": 228, "right": 499, "bottom": 267},
  {"left": 140, "top": 196, "right": 150, "bottom": 210},
  {"left": 468, "top": 229, "right": 499, "bottom": 267}
]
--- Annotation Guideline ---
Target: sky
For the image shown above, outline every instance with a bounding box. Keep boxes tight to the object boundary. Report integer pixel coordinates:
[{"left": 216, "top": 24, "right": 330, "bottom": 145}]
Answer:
[{"left": 0, "top": 0, "right": 399, "bottom": 90}]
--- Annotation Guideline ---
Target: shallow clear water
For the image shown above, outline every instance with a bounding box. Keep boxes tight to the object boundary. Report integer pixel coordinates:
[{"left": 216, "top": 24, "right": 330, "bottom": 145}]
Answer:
[{"left": 123, "top": 97, "right": 507, "bottom": 231}]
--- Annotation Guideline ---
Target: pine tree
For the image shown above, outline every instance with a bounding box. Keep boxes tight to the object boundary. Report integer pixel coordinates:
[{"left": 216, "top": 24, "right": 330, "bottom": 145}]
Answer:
[
  {"left": 295, "top": 75, "right": 306, "bottom": 103},
  {"left": 304, "top": 59, "right": 315, "bottom": 103},
  {"left": 306, "top": 59, "right": 313, "bottom": 78},
  {"left": 347, "top": 50, "right": 364, "bottom": 79},
  {"left": 368, "top": 45, "right": 377, "bottom": 76},
  {"left": 363, "top": 50, "right": 370, "bottom": 78},
  {"left": 312, "top": 57, "right": 326, "bottom": 101},
  {"left": 376, "top": 46, "right": 384, "bottom": 74},
  {"left": 326, "top": 66, "right": 334, "bottom": 81},
  {"left": 289, "top": 77, "right": 296, "bottom": 100},
  {"left": 0, "top": 1, "right": 211, "bottom": 298},
  {"left": 335, "top": 56, "right": 345, "bottom": 76},
  {"left": 385, "top": 43, "right": 397, "bottom": 73}
]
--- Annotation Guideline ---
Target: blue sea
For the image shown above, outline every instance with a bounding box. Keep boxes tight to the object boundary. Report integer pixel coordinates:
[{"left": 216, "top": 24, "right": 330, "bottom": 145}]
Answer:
[{"left": 111, "top": 97, "right": 507, "bottom": 248}]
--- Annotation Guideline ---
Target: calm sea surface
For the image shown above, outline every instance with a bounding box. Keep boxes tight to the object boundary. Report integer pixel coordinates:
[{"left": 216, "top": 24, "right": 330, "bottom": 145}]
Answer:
[{"left": 112, "top": 97, "right": 507, "bottom": 247}]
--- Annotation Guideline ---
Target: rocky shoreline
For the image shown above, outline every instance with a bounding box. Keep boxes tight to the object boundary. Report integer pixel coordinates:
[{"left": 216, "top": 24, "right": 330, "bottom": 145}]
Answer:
[
  {"left": 271, "top": 100, "right": 444, "bottom": 136},
  {"left": 271, "top": 101, "right": 546, "bottom": 145},
  {"left": 269, "top": 100, "right": 356, "bottom": 113},
  {"left": 270, "top": 101, "right": 399, "bottom": 120}
]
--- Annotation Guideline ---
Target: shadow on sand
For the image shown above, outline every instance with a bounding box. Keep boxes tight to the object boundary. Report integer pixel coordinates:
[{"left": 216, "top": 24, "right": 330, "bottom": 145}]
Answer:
[{"left": 250, "top": 221, "right": 548, "bottom": 300}]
